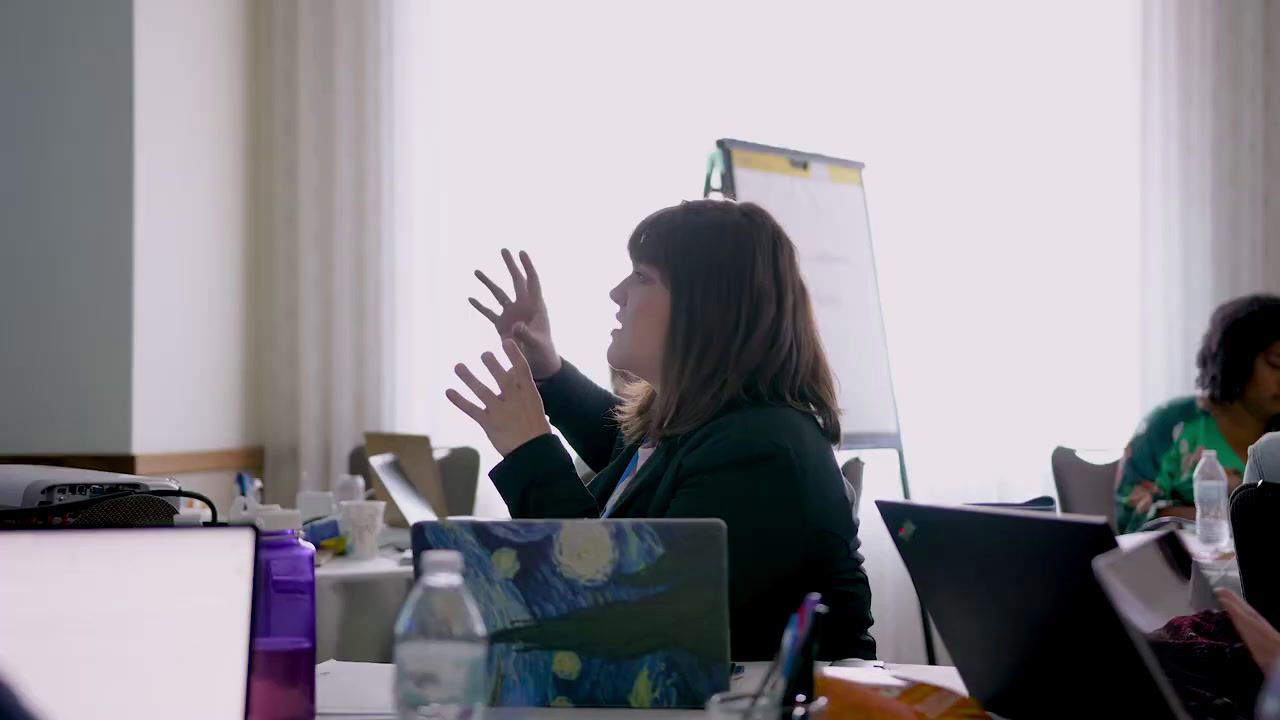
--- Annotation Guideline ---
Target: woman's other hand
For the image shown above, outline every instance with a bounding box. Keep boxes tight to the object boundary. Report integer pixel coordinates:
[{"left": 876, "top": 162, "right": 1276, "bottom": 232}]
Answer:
[
  {"left": 446, "top": 339, "right": 553, "bottom": 456},
  {"left": 1128, "top": 480, "right": 1160, "bottom": 515},
  {"left": 469, "top": 249, "right": 562, "bottom": 379},
  {"left": 1218, "top": 588, "right": 1280, "bottom": 672}
]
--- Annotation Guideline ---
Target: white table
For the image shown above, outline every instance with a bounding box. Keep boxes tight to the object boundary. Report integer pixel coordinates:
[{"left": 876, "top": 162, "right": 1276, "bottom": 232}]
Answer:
[
  {"left": 1117, "top": 529, "right": 1242, "bottom": 597},
  {"left": 315, "top": 551, "right": 414, "bottom": 663},
  {"left": 315, "top": 660, "right": 966, "bottom": 719}
]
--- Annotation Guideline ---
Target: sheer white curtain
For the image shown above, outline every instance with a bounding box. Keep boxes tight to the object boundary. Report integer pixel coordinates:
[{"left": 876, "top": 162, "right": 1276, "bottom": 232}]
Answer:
[
  {"left": 389, "top": 0, "right": 1142, "bottom": 509},
  {"left": 1139, "top": 0, "right": 1280, "bottom": 408},
  {"left": 254, "top": 0, "right": 395, "bottom": 502},
  {"left": 388, "top": 0, "right": 1141, "bottom": 662}
]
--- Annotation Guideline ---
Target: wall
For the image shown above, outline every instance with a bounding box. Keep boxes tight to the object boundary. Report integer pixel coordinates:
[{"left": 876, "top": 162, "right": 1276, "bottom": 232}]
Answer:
[
  {"left": 0, "top": 0, "right": 260, "bottom": 518},
  {"left": 0, "top": 0, "right": 136, "bottom": 454},
  {"left": 132, "top": 0, "right": 256, "bottom": 455}
]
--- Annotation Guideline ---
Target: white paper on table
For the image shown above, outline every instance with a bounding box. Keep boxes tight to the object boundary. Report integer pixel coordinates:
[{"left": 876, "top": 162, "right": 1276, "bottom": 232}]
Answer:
[{"left": 316, "top": 660, "right": 396, "bottom": 717}]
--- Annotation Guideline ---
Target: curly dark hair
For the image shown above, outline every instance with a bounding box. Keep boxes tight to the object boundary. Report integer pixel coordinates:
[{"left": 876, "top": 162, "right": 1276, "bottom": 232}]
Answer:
[{"left": 1195, "top": 294, "right": 1280, "bottom": 404}]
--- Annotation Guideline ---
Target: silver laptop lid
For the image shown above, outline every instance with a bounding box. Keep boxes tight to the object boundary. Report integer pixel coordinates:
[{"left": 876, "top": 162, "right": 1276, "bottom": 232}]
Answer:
[{"left": 368, "top": 452, "right": 440, "bottom": 525}]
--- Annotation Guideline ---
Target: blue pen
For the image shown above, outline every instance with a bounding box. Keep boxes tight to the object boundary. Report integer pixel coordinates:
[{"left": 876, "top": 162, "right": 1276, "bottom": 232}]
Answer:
[
  {"left": 779, "top": 613, "right": 801, "bottom": 681},
  {"left": 234, "top": 471, "right": 251, "bottom": 498}
]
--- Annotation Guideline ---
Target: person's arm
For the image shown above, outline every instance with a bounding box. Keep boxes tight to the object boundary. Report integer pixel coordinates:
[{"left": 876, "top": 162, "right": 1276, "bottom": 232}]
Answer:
[
  {"left": 662, "top": 440, "right": 807, "bottom": 601},
  {"left": 661, "top": 430, "right": 873, "bottom": 652},
  {"left": 1116, "top": 407, "right": 1181, "bottom": 533},
  {"left": 1156, "top": 506, "right": 1196, "bottom": 521},
  {"left": 537, "top": 361, "right": 623, "bottom": 472},
  {"left": 488, "top": 433, "right": 603, "bottom": 519},
  {"left": 1218, "top": 589, "right": 1280, "bottom": 672}
]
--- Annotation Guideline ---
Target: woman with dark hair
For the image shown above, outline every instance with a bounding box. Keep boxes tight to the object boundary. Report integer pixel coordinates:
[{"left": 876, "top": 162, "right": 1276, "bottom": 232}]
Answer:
[
  {"left": 1116, "top": 294, "right": 1280, "bottom": 533},
  {"left": 446, "top": 200, "right": 875, "bottom": 660}
]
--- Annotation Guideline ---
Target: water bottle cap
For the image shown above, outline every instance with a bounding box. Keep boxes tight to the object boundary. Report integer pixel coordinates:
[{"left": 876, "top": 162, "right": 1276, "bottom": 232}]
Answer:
[
  {"left": 422, "top": 549, "right": 464, "bottom": 575},
  {"left": 256, "top": 508, "right": 303, "bottom": 532}
]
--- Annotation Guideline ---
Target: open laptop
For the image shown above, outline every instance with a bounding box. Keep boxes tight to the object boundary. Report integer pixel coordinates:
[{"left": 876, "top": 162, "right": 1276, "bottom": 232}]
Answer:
[
  {"left": 1094, "top": 531, "right": 1235, "bottom": 720},
  {"left": 368, "top": 452, "right": 440, "bottom": 525},
  {"left": 0, "top": 526, "right": 257, "bottom": 720},
  {"left": 877, "top": 500, "right": 1183, "bottom": 719},
  {"left": 411, "top": 518, "right": 731, "bottom": 708}
]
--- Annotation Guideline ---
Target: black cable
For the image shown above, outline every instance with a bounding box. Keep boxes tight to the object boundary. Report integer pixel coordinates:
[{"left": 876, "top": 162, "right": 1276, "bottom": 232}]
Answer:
[
  {"left": 0, "top": 487, "right": 220, "bottom": 525},
  {"left": 146, "top": 488, "right": 219, "bottom": 524}
]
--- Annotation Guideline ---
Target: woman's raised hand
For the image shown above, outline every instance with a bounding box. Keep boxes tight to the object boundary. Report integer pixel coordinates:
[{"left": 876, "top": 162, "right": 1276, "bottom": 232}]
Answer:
[{"left": 469, "top": 249, "right": 562, "bottom": 380}]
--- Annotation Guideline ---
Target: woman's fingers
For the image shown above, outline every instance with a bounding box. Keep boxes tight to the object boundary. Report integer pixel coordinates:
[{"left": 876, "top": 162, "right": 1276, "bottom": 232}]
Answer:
[
  {"left": 503, "top": 338, "right": 531, "bottom": 377},
  {"left": 454, "top": 363, "right": 498, "bottom": 405},
  {"left": 445, "top": 389, "right": 485, "bottom": 423},
  {"left": 480, "top": 351, "right": 508, "bottom": 386},
  {"left": 1219, "top": 590, "right": 1270, "bottom": 637},
  {"left": 502, "top": 248, "right": 527, "bottom": 300},
  {"left": 474, "top": 270, "right": 512, "bottom": 307},
  {"left": 1218, "top": 589, "right": 1280, "bottom": 671},
  {"left": 1219, "top": 590, "right": 1262, "bottom": 624},
  {"left": 519, "top": 250, "right": 542, "bottom": 298},
  {"left": 468, "top": 297, "right": 500, "bottom": 324}
]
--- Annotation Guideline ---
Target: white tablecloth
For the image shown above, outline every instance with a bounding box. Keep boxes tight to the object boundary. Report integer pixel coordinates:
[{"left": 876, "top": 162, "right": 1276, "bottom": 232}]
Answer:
[
  {"left": 315, "top": 552, "right": 414, "bottom": 663},
  {"left": 1116, "top": 529, "right": 1242, "bottom": 600},
  {"left": 315, "top": 660, "right": 966, "bottom": 719}
]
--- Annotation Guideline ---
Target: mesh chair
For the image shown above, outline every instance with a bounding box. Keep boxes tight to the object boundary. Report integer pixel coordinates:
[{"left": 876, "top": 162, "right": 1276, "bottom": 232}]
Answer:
[
  {"left": 1230, "top": 481, "right": 1280, "bottom": 628},
  {"left": 1051, "top": 446, "right": 1119, "bottom": 529}
]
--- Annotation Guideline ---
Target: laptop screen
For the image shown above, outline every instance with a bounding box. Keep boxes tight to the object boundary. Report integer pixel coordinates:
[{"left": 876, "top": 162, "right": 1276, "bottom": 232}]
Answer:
[
  {"left": 1092, "top": 530, "right": 1225, "bottom": 720},
  {"left": 368, "top": 453, "right": 439, "bottom": 525},
  {"left": 0, "top": 527, "right": 256, "bottom": 720},
  {"left": 1093, "top": 530, "right": 1219, "bottom": 634}
]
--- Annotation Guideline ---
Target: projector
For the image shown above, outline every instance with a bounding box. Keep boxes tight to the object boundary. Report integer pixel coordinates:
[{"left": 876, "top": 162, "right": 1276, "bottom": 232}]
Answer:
[{"left": 0, "top": 465, "right": 181, "bottom": 510}]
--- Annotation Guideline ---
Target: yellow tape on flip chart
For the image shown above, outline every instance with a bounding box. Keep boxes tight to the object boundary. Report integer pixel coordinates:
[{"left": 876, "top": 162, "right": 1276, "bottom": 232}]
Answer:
[
  {"left": 827, "top": 164, "right": 863, "bottom": 186},
  {"left": 731, "top": 148, "right": 811, "bottom": 178}
]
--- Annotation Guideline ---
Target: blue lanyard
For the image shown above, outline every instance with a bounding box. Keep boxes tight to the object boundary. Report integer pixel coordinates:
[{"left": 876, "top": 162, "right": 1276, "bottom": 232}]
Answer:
[{"left": 602, "top": 443, "right": 645, "bottom": 518}]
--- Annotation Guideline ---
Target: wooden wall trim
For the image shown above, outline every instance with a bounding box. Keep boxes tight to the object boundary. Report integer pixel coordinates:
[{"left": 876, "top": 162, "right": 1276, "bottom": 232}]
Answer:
[
  {"left": 0, "top": 447, "right": 264, "bottom": 476},
  {"left": 133, "top": 447, "right": 264, "bottom": 475}
]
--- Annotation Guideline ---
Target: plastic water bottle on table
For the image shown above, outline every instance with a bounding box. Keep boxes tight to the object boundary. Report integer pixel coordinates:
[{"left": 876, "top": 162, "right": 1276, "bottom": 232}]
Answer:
[
  {"left": 1193, "top": 450, "right": 1231, "bottom": 550},
  {"left": 394, "top": 549, "right": 489, "bottom": 720}
]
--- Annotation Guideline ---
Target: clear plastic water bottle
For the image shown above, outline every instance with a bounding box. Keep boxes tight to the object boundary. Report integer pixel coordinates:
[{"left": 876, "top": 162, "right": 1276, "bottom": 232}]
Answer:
[
  {"left": 394, "top": 550, "right": 489, "bottom": 720},
  {"left": 1193, "top": 450, "right": 1230, "bottom": 549}
]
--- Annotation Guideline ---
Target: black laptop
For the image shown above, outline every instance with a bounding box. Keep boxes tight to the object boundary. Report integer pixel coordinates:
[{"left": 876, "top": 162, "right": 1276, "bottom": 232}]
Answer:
[{"left": 877, "top": 500, "right": 1184, "bottom": 719}]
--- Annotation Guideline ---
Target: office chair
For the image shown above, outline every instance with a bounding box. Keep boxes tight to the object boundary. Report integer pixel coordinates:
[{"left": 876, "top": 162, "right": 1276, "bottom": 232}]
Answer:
[
  {"left": 840, "top": 457, "right": 864, "bottom": 518},
  {"left": 1230, "top": 480, "right": 1280, "bottom": 628},
  {"left": 1051, "top": 446, "right": 1120, "bottom": 529}
]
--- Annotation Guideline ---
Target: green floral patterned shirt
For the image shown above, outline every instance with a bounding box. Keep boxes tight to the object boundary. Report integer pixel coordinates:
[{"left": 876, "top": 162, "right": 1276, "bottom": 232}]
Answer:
[{"left": 1115, "top": 397, "right": 1245, "bottom": 533}]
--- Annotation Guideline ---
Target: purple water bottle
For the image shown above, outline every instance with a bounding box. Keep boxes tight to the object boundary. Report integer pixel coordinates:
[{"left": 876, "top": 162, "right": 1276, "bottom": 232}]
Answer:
[{"left": 247, "top": 508, "right": 316, "bottom": 720}]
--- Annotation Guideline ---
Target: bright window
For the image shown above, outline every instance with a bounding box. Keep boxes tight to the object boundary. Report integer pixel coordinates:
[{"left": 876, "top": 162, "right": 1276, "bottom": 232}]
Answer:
[{"left": 390, "top": 0, "right": 1141, "bottom": 513}]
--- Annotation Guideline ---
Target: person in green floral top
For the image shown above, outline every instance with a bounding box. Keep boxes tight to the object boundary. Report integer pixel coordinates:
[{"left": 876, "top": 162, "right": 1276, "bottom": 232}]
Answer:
[{"left": 1117, "top": 294, "right": 1280, "bottom": 533}]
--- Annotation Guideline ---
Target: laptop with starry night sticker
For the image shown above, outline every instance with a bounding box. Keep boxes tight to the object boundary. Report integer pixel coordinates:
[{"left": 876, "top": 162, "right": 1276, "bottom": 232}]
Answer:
[{"left": 410, "top": 518, "right": 729, "bottom": 708}]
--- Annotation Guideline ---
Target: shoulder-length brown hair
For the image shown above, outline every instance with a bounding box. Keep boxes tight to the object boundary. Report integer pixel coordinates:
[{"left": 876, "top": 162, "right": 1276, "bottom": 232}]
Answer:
[{"left": 615, "top": 200, "right": 841, "bottom": 445}]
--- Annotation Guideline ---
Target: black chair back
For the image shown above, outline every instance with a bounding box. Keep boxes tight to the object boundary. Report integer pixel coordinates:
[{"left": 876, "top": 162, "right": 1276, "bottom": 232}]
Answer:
[{"left": 1231, "top": 481, "right": 1280, "bottom": 628}]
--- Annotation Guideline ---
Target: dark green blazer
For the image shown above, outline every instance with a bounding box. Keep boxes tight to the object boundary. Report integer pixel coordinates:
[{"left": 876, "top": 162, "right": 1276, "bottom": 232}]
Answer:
[{"left": 490, "top": 361, "right": 876, "bottom": 661}]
